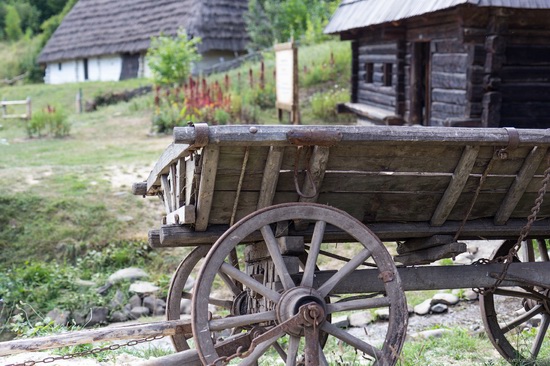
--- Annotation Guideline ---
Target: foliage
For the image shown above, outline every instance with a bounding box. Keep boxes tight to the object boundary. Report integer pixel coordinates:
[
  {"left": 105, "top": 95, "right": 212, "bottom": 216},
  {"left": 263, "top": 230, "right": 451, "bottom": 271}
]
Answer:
[
  {"left": 4, "top": 5, "right": 23, "bottom": 42},
  {"left": 310, "top": 87, "right": 349, "bottom": 121},
  {"left": 246, "top": 0, "right": 339, "bottom": 49},
  {"left": 27, "top": 105, "right": 70, "bottom": 138},
  {"left": 147, "top": 29, "right": 202, "bottom": 86}
]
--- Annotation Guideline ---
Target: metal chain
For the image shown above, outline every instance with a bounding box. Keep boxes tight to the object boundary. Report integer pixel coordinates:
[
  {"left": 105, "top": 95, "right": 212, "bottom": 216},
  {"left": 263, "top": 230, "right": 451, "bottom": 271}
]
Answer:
[
  {"left": 474, "top": 162, "right": 550, "bottom": 295},
  {"left": 5, "top": 335, "right": 165, "bottom": 366}
]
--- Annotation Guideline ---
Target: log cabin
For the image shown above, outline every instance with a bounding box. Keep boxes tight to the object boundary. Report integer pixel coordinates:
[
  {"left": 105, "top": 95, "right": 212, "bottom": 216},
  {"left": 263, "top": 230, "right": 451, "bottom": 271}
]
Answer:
[
  {"left": 325, "top": 0, "right": 550, "bottom": 128},
  {"left": 37, "top": 0, "right": 249, "bottom": 85}
]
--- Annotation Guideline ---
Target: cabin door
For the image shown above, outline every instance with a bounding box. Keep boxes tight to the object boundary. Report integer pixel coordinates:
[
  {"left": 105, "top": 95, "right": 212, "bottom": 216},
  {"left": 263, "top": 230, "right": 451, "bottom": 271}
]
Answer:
[
  {"left": 120, "top": 53, "right": 140, "bottom": 80},
  {"left": 410, "top": 42, "right": 431, "bottom": 125}
]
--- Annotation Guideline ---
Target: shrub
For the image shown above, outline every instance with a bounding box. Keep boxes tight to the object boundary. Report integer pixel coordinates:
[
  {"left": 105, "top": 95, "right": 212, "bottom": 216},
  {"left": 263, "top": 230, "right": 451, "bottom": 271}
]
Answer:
[
  {"left": 310, "top": 87, "right": 350, "bottom": 122},
  {"left": 27, "top": 105, "right": 70, "bottom": 138}
]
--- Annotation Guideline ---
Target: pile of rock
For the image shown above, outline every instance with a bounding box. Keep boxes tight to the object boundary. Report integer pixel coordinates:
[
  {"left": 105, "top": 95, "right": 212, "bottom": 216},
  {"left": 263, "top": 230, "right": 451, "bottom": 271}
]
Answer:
[{"left": 47, "top": 268, "right": 168, "bottom": 327}]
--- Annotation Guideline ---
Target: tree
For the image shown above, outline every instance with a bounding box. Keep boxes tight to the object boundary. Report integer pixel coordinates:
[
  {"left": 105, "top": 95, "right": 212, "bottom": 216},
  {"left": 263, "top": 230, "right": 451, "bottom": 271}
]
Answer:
[
  {"left": 146, "top": 29, "right": 202, "bottom": 86},
  {"left": 0, "top": 4, "right": 6, "bottom": 39},
  {"left": 5, "top": 5, "right": 23, "bottom": 41},
  {"left": 14, "top": 2, "right": 41, "bottom": 35}
]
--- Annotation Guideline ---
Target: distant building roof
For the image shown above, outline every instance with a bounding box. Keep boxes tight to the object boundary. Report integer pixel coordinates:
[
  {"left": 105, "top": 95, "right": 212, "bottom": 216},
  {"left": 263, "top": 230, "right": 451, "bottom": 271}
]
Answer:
[
  {"left": 38, "top": 0, "right": 249, "bottom": 64},
  {"left": 325, "top": 0, "right": 550, "bottom": 34}
]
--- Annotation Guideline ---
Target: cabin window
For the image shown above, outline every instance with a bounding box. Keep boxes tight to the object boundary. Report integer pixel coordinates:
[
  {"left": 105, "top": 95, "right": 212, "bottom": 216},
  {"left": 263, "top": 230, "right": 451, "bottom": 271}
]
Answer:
[
  {"left": 383, "top": 63, "right": 393, "bottom": 86},
  {"left": 365, "top": 63, "right": 373, "bottom": 83},
  {"left": 58, "top": 63, "right": 62, "bottom": 71}
]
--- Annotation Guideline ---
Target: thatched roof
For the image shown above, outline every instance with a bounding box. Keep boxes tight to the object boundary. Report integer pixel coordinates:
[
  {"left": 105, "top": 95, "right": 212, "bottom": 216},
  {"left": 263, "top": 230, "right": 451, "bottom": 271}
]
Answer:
[
  {"left": 38, "top": 0, "right": 249, "bottom": 64},
  {"left": 325, "top": 0, "right": 550, "bottom": 34}
]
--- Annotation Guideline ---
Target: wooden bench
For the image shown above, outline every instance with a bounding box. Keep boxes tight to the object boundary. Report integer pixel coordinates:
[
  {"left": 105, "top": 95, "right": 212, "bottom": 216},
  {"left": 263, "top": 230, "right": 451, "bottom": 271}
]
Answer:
[{"left": 1, "top": 97, "right": 32, "bottom": 120}]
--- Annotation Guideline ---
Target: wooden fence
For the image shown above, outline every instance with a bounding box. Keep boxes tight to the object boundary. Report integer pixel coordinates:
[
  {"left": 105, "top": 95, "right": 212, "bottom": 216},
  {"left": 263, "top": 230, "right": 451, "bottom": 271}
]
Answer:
[{"left": 1, "top": 97, "right": 32, "bottom": 120}]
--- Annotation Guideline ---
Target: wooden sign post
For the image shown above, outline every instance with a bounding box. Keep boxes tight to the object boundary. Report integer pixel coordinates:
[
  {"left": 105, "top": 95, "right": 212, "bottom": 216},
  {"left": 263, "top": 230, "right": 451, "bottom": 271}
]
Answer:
[{"left": 275, "top": 42, "right": 299, "bottom": 125}]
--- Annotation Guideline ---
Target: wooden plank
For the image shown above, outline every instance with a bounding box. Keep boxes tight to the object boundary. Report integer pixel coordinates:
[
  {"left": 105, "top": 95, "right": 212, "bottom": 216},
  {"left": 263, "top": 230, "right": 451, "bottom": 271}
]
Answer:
[
  {"left": 156, "top": 217, "right": 550, "bottom": 247},
  {"left": 185, "top": 158, "right": 196, "bottom": 205},
  {"left": 494, "top": 146, "right": 549, "bottom": 225},
  {"left": 176, "top": 158, "right": 185, "bottom": 207},
  {"left": 298, "top": 146, "right": 330, "bottom": 202},
  {"left": 0, "top": 319, "right": 192, "bottom": 356},
  {"left": 506, "top": 45, "right": 550, "bottom": 65},
  {"left": 257, "top": 146, "right": 284, "bottom": 209},
  {"left": 160, "top": 175, "right": 173, "bottom": 214},
  {"left": 169, "top": 164, "right": 178, "bottom": 211},
  {"left": 432, "top": 89, "right": 467, "bottom": 105},
  {"left": 431, "top": 72, "right": 467, "bottom": 90},
  {"left": 431, "top": 145, "right": 480, "bottom": 226},
  {"left": 195, "top": 145, "right": 220, "bottom": 231},
  {"left": 173, "top": 125, "right": 550, "bottom": 148},
  {"left": 146, "top": 143, "right": 190, "bottom": 192},
  {"left": 431, "top": 53, "right": 469, "bottom": 73}
]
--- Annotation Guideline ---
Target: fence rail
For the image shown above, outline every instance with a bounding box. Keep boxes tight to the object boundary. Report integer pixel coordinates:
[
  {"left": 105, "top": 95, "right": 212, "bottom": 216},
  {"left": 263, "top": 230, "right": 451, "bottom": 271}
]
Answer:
[{"left": 1, "top": 97, "right": 31, "bottom": 120}]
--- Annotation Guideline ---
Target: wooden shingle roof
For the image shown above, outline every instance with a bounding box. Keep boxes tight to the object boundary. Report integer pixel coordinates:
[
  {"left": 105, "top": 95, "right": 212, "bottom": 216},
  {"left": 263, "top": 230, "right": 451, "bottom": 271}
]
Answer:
[
  {"left": 38, "top": 0, "right": 249, "bottom": 64},
  {"left": 325, "top": 0, "right": 550, "bottom": 34}
]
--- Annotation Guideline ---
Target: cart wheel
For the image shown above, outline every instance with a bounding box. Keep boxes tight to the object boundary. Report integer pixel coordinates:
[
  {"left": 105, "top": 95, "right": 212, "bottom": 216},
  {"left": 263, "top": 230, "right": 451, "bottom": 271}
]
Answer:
[
  {"left": 480, "top": 239, "right": 550, "bottom": 364},
  {"left": 166, "top": 245, "right": 211, "bottom": 351},
  {"left": 192, "top": 203, "right": 407, "bottom": 366}
]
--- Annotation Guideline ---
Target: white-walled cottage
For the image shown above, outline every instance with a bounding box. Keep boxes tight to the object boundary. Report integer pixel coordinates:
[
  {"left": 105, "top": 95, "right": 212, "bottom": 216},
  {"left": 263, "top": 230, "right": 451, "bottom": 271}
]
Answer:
[{"left": 38, "top": 0, "right": 249, "bottom": 84}]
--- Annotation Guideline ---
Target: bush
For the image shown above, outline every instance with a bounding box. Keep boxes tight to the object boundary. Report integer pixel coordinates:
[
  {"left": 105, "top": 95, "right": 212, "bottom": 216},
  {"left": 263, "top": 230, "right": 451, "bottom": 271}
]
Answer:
[
  {"left": 310, "top": 87, "right": 350, "bottom": 122},
  {"left": 27, "top": 106, "right": 70, "bottom": 138}
]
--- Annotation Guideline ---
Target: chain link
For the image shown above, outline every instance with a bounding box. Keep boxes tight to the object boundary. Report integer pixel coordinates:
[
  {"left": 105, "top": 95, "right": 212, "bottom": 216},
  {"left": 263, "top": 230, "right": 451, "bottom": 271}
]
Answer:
[
  {"left": 474, "top": 162, "right": 550, "bottom": 295},
  {"left": 5, "top": 335, "right": 165, "bottom": 366}
]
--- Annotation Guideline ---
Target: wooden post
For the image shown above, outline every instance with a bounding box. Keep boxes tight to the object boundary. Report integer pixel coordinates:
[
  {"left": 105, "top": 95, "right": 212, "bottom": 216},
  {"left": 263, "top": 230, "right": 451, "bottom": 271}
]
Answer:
[
  {"left": 1, "top": 98, "right": 6, "bottom": 119},
  {"left": 75, "top": 88, "right": 83, "bottom": 114},
  {"left": 275, "top": 41, "right": 300, "bottom": 125},
  {"left": 26, "top": 97, "right": 31, "bottom": 120}
]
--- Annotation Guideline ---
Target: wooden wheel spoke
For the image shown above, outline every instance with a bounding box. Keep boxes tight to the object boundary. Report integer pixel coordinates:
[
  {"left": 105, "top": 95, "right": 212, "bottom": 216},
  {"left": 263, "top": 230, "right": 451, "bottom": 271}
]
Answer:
[
  {"left": 319, "top": 347, "right": 329, "bottom": 366},
  {"left": 286, "top": 336, "right": 300, "bottom": 366},
  {"left": 327, "top": 296, "right": 391, "bottom": 314},
  {"left": 537, "top": 239, "right": 550, "bottom": 262},
  {"left": 273, "top": 341, "right": 287, "bottom": 363},
  {"left": 261, "top": 225, "right": 296, "bottom": 290},
  {"left": 240, "top": 333, "right": 280, "bottom": 366},
  {"left": 318, "top": 248, "right": 372, "bottom": 298},
  {"left": 209, "top": 311, "right": 276, "bottom": 331},
  {"left": 180, "top": 292, "right": 232, "bottom": 309},
  {"left": 220, "top": 263, "right": 281, "bottom": 302},
  {"left": 301, "top": 220, "right": 326, "bottom": 287},
  {"left": 493, "top": 288, "right": 546, "bottom": 303},
  {"left": 218, "top": 270, "right": 242, "bottom": 296},
  {"left": 321, "top": 321, "right": 382, "bottom": 360},
  {"left": 530, "top": 313, "right": 550, "bottom": 359},
  {"left": 501, "top": 305, "right": 543, "bottom": 334}
]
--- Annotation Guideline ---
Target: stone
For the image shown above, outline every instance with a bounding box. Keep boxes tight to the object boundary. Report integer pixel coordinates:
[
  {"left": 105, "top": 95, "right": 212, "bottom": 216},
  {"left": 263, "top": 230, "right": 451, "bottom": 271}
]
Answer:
[
  {"left": 528, "top": 314, "right": 542, "bottom": 327},
  {"left": 414, "top": 299, "right": 432, "bottom": 316},
  {"left": 46, "top": 309, "right": 70, "bottom": 326},
  {"left": 431, "top": 293, "right": 459, "bottom": 306},
  {"left": 109, "top": 290, "right": 126, "bottom": 309},
  {"left": 73, "top": 307, "right": 109, "bottom": 327},
  {"left": 110, "top": 310, "right": 128, "bottom": 323},
  {"left": 108, "top": 268, "right": 148, "bottom": 283},
  {"left": 153, "top": 306, "right": 165, "bottom": 316},
  {"left": 180, "top": 299, "right": 192, "bottom": 315},
  {"left": 348, "top": 312, "right": 373, "bottom": 327},
  {"left": 430, "top": 303, "right": 448, "bottom": 314},
  {"left": 130, "top": 306, "right": 150, "bottom": 318},
  {"left": 467, "top": 245, "right": 479, "bottom": 255},
  {"left": 463, "top": 289, "right": 479, "bottom": 301},
  {"left": 129, "top": 281, "right": 160, "bottom": 294},
  {"left": 407, "top": 304, "right": 414, "bottom": 314},
  {"left": 375, "top": 308, "right": 390, "bottom": 321},
  {"left": 117, "top": 215, "right": 134, "bottom": 222},
  {"left": 156, "top": 298, "right": 167, "bottom": 308},
  {"left": 184, "top": 276, "right": 195, "bottom": 291},
  {"left": 128, "top": 294, "right": 142, "bottom": 309},
  {"left": 143, "top": 296, "right": 157, "bottom": 313},
  {"left": 96, "top": 282, "right": 112, "bottom": 295},
  {"left": 332, "top": 316, "right": 350, "bottom": 328},
  {"left": 410, "top": 329, "right": 451, "bottom": 339},
  {"left": 75, "top": 279, "right": 96, "bottom": 287},
  {"left": 453, "top": 252, "right": 474, "bottom": 265}
]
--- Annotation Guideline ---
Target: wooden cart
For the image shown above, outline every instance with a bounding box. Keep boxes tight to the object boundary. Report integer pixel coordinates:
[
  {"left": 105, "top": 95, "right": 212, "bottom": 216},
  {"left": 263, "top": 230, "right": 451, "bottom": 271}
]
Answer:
[{"left": 136, "top": 123, "right": 550, "bottom": 365}]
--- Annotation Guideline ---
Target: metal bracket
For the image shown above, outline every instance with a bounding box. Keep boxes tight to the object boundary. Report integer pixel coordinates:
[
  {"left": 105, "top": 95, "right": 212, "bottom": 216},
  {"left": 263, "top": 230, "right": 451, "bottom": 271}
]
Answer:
[{"left": 496, "top": 127, "right": 519, "bottom": 160}]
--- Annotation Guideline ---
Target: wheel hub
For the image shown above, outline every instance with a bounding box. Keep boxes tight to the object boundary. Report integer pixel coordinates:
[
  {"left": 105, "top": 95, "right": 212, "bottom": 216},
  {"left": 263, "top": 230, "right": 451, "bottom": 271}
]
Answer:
[{"left": 276, "top": 286, "right": 326, "bottom": 336}]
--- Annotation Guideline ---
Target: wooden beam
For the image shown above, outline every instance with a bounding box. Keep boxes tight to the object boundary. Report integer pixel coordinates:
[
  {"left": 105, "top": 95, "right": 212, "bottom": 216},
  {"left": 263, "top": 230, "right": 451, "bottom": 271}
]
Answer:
[
  {"left": 160, "top": 175, "right": 173, "bottom": 214},
  {"left": 431, "top": 145, "right": 480, "bottom": 226},
  {"left": 195, "top": 145, "right": 220, "bottom": 231},
  {"left": 299, "top": 146, "right": 330, "bottom": 203},
  {"left": 176, "top": 158, "right": 185, "bottom": 207},
  {"left": 166, "top": 205, "right": 196, "bottom": 225},
  {"left": 257, "top": 146, "right": 284, "bottom": 209},
  {"left": 185, "top": 158, "right": 195, "bottom": 206},
  {"left": 307, "top": 261, "right": 550, "bottom": 294},
  {"left": 146, "top": 143, "right": 190, "bottom": 192},
  {"left": 156, "top": 217, "right": 550, "bottom": 247},
  {"left": 0, "top": 319, "right": 191, "bottom": 356},
  {"left": 494, "top": 147, "right": 549, "bottom": 225}
]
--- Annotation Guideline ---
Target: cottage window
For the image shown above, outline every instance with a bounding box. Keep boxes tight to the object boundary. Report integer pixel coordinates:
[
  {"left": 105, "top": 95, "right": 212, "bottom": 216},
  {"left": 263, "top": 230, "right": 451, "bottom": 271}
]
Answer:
[
  {"left": 383, "top": 63, "right": 393, "bottom": 86},
  {"left": 83, "top": 58, "right": 89, "bottom": 81},
  {"left": 365, "top": 63, "right": 373, "bottom": 83},
  {"left": 58, "top": 63, "right": 62, "bottom": 71}
]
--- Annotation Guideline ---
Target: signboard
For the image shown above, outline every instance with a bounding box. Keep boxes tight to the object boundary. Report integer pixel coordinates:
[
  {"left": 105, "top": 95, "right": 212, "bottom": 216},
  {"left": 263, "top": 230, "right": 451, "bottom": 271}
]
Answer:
[{"left": 275, "top": 42, "right": 299, "bottom": 124}]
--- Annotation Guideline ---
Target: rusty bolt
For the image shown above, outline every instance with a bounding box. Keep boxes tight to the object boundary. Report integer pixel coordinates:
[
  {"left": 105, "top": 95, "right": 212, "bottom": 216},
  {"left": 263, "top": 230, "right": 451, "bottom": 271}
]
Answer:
[
  {"left": 249, "top": 126, "right": 258, "bottom": 134},
  {"left": 378, "top": 271, "right": 395, "bottom": 283}
]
